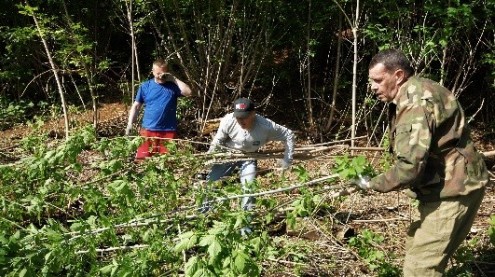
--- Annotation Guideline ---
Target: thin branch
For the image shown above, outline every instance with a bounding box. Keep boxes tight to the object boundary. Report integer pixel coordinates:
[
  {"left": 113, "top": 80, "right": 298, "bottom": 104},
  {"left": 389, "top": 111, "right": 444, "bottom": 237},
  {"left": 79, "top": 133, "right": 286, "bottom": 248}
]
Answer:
[
  {"left": 68, "top": 217, "right": 187, "bottom": 241},
  {"left": 467, "top": 98, "right": 484, "bottom": 124},
  {"left": 352, "top": 217, "right": 409, "bottom": 223},
  {"left": 201, "top": 174, "right": 340, "bottom": 208},
  {"left": 75, "top": 244, "right": 149, "bottom": 254},
  {"left": 27, "top": 1, "right": 70, "bottom": 140}
]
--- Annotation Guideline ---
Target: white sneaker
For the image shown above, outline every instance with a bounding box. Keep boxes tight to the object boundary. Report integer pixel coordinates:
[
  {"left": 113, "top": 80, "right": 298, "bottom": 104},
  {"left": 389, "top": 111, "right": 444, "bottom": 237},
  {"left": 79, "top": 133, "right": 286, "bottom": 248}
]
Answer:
[{"left": 240, "top": 226, "right": 252, "bottom": 237}]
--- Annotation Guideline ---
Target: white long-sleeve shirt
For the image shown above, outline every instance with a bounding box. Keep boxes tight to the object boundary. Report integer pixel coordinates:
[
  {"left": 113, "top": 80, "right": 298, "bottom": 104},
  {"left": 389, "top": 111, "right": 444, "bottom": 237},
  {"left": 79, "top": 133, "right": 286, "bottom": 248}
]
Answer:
[{"left": 208, "top": 113, "right": 294, "bottom": 164}]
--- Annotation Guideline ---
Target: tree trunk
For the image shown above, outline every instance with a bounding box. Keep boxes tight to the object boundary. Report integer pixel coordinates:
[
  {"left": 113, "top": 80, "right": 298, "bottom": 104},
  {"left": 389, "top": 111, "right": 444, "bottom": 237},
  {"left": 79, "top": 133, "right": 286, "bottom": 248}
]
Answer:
[
  {"left": 28, "top": 1, "right": 70, "bottom": 139},
  {"left": 325, "top": 13, "right": 343, "bottom": 132}
]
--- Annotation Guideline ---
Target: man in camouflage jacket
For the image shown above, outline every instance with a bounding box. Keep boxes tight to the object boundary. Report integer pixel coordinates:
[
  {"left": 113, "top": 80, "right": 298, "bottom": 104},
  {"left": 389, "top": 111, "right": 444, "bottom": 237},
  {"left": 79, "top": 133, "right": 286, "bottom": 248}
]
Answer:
[{"left": 360, "top": 49, "right": 488, "bottom": 276}]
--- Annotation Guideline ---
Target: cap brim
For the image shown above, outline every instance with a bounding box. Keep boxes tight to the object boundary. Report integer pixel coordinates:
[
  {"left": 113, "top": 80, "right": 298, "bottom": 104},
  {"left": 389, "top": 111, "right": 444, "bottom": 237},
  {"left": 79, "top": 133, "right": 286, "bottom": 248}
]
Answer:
[{"left": 233, "top": 111, "right": 250, "bottom": 118}]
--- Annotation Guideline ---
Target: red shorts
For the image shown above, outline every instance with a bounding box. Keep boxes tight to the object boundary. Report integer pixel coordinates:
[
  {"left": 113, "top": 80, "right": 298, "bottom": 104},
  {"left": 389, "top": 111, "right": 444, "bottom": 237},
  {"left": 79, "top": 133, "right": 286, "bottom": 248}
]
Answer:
[{"left": 135, "top": 129, "right": 177, "bottom": 159}]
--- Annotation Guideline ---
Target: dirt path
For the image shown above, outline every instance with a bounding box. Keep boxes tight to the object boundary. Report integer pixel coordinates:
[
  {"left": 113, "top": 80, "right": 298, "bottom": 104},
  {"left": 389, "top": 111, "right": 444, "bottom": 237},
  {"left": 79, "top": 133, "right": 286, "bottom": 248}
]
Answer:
[{"left": 0, "top": 102, "right": 128, "bottom": 148}]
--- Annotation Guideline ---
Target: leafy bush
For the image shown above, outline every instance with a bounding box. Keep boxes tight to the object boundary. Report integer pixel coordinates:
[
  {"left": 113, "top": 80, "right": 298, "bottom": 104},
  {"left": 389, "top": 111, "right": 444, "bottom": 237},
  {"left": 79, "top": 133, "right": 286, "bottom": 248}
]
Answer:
[
  {"left": 333, "top": 155, "right": 376, "bottom": 180},
  {"left": 0, "top": 125, "right": 281, "bottom": 275},
  {"left": 348, "top": 229, "right": 400, "bottom": 277},
  {"left": 0, "top": 97, "right": 34, "bottom": 130}
]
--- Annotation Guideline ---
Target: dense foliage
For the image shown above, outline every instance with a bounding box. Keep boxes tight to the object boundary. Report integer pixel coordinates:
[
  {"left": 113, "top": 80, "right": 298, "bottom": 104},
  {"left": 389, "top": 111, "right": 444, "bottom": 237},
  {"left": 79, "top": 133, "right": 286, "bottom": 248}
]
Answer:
[
  {"left": 1, "top": 0, "right": 494, "bottom": 138},
  {"left": 1, "top": 126, "right": 492, "bottom": 275},
  {"left": 0, "top": 126, "right": 372, "bottom": 275}
]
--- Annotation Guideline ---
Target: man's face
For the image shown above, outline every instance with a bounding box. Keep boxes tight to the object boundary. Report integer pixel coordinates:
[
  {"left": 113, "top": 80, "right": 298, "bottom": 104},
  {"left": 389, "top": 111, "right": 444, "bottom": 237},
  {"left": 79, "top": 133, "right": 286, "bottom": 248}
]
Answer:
[
  {"left": 368, "top": 63, "right": 402, "bottom": 103},
  {"left": 235, "top": 111, "right": 256, "bottom": 130},
  {"left": 152, "top": 64, "right": 168, "bottom": 82}
]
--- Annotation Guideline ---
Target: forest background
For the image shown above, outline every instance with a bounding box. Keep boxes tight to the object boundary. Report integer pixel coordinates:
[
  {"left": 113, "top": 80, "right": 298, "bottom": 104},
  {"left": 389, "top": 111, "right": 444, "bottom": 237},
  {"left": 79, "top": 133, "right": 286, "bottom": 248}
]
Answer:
[
  {"left": 2, "top": 0, "right": 495, "bottom": 139},
  {"left": 1, "top": 0, "right": 495, "bottom": 276}
]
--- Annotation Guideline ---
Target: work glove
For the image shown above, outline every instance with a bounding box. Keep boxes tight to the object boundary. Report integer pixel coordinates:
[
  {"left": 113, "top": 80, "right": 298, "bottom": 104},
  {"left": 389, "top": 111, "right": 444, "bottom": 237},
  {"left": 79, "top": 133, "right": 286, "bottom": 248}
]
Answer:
[
  {"left": 404, "top": 188, "right": 418, "bottom": 199},
  {"left": 351, "top": 174, "right": 371, "bottom": 190},
  {"left": 125, "top": 125, "right": 132, "bottom": 136},
  {"left": 279, "top": 159, "right": 292, "bottom": 170}
]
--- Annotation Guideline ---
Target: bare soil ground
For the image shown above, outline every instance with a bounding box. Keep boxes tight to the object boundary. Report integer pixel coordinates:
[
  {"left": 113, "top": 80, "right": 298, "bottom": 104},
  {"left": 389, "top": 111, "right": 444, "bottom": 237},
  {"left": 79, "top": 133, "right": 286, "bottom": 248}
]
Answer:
[{"left": 1, "top": 102, "right": 494, "bottom": 276}]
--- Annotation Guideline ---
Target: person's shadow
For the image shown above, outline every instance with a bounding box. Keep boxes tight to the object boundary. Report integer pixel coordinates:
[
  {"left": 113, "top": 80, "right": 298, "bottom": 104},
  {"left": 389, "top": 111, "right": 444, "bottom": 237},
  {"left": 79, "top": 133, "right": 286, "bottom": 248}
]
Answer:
[{"left": 446, "top": 246, "right": 495, "bottom": 276}]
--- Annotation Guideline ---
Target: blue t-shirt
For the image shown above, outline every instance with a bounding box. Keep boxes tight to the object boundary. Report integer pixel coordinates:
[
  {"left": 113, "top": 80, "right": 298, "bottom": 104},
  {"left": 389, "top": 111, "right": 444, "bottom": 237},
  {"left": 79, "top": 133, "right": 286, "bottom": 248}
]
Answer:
[{"left": 135, "top": 79, "right": 182, "bottom": 131}]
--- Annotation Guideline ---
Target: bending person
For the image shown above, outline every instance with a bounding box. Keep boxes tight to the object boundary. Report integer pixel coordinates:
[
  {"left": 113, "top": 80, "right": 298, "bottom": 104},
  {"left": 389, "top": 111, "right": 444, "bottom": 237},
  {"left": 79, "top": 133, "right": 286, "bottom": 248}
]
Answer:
[
  {"left": 205, "top": 98, "right": 294, "bottom": 216},
  {"left": 354, "top": 49, "right": 488, "bottom": 276}
]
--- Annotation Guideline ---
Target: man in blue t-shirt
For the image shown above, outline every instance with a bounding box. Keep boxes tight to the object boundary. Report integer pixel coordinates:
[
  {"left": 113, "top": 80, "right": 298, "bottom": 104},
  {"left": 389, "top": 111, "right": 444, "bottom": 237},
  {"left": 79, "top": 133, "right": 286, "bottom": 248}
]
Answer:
[{"left": 126, "top": 58, "right": 192, "bottom": 159}]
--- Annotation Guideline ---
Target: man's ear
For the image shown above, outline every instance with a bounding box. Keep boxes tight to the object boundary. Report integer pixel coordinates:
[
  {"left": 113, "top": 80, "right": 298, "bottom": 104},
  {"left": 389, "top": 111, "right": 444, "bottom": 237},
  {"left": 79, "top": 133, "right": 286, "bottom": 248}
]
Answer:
[{"left": 395, "top": 69, "right": 405, "bottom": 85}]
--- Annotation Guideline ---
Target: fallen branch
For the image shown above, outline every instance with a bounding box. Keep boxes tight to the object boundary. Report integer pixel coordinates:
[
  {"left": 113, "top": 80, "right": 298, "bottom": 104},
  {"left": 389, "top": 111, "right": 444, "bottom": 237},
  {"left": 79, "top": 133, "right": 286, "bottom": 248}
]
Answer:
[
  {"left": 75, "top": 244, "right": 149, "bottom": 254},
  {"left": 67, "top": 215, "right": 197, "bottom": 241},
  {"left": 67, "top": 174, "right": 344, "bottom": 241},
  {"left": 198, "top": 146, "right": 352, "bottom": 165},
  {"left": 293, "top": 136, "right": 368, "bottom": 150},
  {"left": 201, "top": 174, "right": 341, "bottom": 207},
  {"left": 0, "top": 144, "right": 20, "bottom": 152},
  {"left": 352, "top": 217, "right": 409, "bottom": 223},
  {"left": 266, "top": 257, "right": 306, "bottom": 267},
  {"left": 482, "top": 150, "right": 495, "bottom": 158}
]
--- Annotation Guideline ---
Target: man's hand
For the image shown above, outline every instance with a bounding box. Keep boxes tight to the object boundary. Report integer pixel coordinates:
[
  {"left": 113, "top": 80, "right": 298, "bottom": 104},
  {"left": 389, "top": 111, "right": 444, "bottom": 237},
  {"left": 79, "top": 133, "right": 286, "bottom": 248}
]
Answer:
[
  {"left": 158, "top": 72, "right": 173, "bottom": 80},
  {"left": 351, "top": 175, "right": 371, "bottom": 190},
  {"left": 279, "top": 159, "right": 291, "bottom": 170},
  {"left": 125, "top": 125, "right": 133, "bottom": 136}
]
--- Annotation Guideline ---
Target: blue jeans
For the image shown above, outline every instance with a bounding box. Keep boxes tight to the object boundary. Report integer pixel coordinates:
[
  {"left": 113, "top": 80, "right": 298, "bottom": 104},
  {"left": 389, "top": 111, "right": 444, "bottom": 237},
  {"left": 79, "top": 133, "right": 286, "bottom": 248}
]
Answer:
[{"left": 206, "top": 160, "right": 257, "bottom": 211}]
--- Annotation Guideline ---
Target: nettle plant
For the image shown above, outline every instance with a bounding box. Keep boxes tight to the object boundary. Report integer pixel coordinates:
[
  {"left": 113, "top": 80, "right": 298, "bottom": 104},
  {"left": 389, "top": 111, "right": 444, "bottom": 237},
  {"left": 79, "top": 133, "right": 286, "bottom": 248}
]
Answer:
[
  {"left": 333, "top": 154, "right": 376, "bottom": 180},
  {"left": 5, "top": 126, "right": 458, "bottom": 276},
  {"left": 348, "top": 229, "right": 400, "bottom": 277},
  {"left": 489, "top": 215, "right": 495, "bottom": 246},
  {"left": 174, "top": 216, "right": 269, "bottom": 276},
  {"left": 0, "top": 125, "right": 286, "bottom": 276}
]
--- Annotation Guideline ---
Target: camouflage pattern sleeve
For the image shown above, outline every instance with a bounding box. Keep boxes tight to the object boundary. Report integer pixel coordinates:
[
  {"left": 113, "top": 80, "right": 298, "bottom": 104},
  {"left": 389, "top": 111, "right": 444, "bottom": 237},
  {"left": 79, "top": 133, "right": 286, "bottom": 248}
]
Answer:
[
  {"left": 370, "top": 82, "right": 435, "bottom": 192},
  {"left": 369, "top": 76, "right": 488, "bottom": 200}
]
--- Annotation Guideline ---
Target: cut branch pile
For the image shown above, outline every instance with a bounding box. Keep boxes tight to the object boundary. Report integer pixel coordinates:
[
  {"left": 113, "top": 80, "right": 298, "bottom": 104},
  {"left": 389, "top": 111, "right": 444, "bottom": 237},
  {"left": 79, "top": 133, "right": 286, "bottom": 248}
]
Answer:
[{"left": 195, "top": 135, "right": 384, "bottom": 164}]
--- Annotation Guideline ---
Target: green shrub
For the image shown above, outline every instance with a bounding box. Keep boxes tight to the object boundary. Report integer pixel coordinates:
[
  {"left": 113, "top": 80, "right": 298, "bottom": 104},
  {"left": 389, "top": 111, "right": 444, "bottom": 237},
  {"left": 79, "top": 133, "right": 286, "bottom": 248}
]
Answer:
[
  {"left": 348, "top": 229, "right": 400, "bottom": 277},
  {"left": 0, "top": 97, "right": 34, "bottom": 130},
  {"left": 489, "top": 214, "right": 495, "bottom": 246}
]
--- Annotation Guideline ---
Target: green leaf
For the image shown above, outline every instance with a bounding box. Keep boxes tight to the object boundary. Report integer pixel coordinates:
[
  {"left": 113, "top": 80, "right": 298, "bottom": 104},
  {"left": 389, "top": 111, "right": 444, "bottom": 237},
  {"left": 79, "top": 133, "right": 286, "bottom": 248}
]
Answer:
[
  {"left": 489, "top": 215, "right": 495, "bottom": 245},
  {"left": 185, "top": 256, "right": 200, "bottom": 276},
  {"left": 207, "top": 239, "right": 222, "bottom": 260},
  {"left": 70, "top": 222, "right": 83, "bottom": 232},
  {"left": 99, "top": 264, "right": 114, "bottom": 274},
  {"left": 234, "top": 251, "right": 249, "bottom": 272},
  {"left": 198, "top": 233, "right": 223, "bottom": 260},
  {"left": 234, "top": 215, "right": 244, "bottom": 229},
  {"left": 198, "top": 234, "right": 215, "bottom": 247},
  {"left": 19, "top": 268, "right": 27, "bottom": 277},
  {"left": 250, "top": 237, "right": 262, "bottom": 253},
  {"left": 286, "top": 213, "right": 296, "bottom": 229},
  {"left": 222, "top": 256, "right": 232, "bottom": 269},
  {"left": 174, "top": 231, "right": 197, "bottom": 252}
]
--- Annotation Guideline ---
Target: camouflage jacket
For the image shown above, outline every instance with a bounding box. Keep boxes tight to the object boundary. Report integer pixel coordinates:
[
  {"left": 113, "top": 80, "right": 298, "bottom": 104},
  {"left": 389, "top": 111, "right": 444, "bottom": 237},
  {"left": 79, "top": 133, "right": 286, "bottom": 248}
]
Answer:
[{"left": 370, "top": 76, "right": 488, "bottom": 201}]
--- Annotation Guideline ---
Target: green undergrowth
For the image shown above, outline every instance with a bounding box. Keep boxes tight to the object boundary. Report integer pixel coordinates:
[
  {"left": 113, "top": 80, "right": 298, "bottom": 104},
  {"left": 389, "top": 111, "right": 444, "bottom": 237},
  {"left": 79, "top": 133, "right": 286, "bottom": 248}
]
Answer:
[
  {"left": 0, "top": 125, "right": 343, "bottom": 276},
  {"left": 0, "top": 125, "right": 492, "bottom": 276}
]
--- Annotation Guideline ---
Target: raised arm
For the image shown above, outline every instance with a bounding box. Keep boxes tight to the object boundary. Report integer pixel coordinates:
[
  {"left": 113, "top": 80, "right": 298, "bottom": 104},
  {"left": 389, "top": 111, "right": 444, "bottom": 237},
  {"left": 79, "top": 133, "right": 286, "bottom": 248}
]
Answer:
[{"left": 162, "top": 73, "right": 192, "bottom": 97}]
